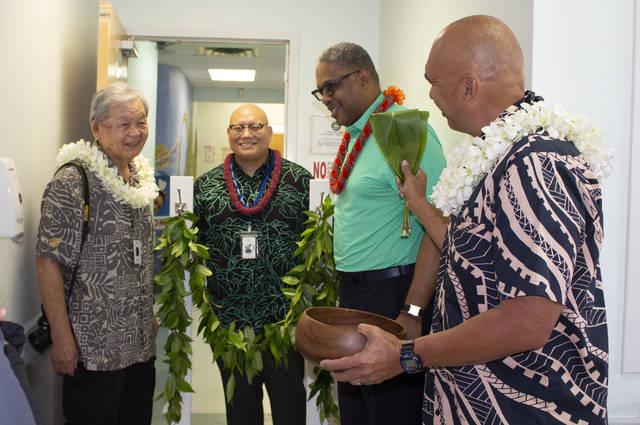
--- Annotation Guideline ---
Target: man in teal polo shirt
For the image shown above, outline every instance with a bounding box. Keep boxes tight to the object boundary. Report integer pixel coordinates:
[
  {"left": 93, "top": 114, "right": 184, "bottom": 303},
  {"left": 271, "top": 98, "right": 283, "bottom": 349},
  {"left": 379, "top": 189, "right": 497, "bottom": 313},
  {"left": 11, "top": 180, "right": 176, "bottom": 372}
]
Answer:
[{"left": 313, "top": 42, "right": 446, "bottom": 425}]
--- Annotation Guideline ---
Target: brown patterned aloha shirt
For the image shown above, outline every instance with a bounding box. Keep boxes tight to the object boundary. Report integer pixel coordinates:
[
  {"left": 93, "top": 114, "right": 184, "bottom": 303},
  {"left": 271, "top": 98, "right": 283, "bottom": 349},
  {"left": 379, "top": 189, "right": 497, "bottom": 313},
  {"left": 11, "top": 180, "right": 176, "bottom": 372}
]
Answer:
[{"left": 36, "top": 152, "right": 155, "bottom": 371}]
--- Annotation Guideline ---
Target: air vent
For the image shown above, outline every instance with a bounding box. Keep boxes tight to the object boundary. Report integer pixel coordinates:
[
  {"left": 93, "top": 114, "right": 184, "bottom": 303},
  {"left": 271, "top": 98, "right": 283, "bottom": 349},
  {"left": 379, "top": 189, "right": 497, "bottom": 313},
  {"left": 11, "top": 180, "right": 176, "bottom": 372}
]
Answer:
[{"left": 197, "top": 47, "right": 258, "bottom": 57}]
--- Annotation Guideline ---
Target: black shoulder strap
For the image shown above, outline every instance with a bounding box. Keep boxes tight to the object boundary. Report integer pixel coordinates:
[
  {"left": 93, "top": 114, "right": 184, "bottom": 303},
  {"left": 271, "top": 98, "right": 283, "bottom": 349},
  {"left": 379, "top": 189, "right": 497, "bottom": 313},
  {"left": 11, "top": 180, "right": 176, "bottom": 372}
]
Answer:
[{"left": 55, "top": 161, "right": 91, "bottom": 310}]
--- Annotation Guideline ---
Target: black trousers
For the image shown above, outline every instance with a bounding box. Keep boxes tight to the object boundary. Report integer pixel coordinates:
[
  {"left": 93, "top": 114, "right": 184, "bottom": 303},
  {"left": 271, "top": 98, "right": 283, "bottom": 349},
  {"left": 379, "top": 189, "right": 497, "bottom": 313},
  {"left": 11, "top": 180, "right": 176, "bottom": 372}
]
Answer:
[
  {"left": 337, "top": 265, "right": 432, "bottom": 425},
  {"left": 62, "top": 357, "right": 155, "bottom": 425},
  {"left": 216, "top": 348, "right": 306, "bottom": 425}
]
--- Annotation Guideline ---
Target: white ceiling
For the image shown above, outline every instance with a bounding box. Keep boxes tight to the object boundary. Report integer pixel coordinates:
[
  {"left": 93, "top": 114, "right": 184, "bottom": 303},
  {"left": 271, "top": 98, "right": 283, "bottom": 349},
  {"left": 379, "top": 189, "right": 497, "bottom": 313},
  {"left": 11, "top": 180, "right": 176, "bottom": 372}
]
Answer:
[{"left": 154, "top": 40, "right": 287, "bottom": 90}]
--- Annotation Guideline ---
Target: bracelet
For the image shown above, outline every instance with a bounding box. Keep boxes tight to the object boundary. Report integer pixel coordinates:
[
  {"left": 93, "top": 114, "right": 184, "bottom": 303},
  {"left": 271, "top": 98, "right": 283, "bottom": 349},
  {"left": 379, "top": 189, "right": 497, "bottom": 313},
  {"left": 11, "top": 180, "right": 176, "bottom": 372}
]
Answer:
[{"left": 399, "top": 310, "right": 422, "bottom": 322}]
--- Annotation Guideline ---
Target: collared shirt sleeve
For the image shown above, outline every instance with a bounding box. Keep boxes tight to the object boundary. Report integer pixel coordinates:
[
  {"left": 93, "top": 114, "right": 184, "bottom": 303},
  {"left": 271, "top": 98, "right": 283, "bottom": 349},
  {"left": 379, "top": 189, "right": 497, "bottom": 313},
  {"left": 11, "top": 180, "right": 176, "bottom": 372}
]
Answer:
[
  {"left": 491, "top": 145, "right": 600, "bottom": 305},
  {"left": 36, "top": 166, "right": 85, "bottom": 268},
  {"left": 193, "top": 176, "right": 207, "bottom": 242}
]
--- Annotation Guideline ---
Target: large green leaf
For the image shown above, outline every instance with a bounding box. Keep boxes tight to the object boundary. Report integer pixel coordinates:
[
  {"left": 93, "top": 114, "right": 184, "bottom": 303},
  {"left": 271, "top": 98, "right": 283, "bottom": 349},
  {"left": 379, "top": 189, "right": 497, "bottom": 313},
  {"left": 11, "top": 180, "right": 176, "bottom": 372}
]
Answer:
[{"left": 369, "top": 109, "right": 429, "bottom": 180}]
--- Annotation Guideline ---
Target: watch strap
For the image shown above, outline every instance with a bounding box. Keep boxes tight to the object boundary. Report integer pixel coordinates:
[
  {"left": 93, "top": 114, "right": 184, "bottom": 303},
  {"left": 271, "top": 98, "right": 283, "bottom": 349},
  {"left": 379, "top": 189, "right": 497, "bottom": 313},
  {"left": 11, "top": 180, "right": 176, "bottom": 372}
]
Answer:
[
  {"left": 400, "top": 340, "right": 423, "bottom": 373},
  {"left": 400, "top": 340, "right": 415, "bottom": 354}
]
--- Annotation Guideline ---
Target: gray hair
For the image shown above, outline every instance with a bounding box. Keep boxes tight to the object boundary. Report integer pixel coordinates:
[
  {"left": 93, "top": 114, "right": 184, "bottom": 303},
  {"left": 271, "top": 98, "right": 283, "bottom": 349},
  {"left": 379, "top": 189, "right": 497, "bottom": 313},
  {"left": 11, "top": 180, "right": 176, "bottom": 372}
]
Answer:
[
  {"left": 89, "top": 82, "right": 149, "bottom": 123},
  {"left": 318, "top": 42, "right": 379, "bottom": 84}
]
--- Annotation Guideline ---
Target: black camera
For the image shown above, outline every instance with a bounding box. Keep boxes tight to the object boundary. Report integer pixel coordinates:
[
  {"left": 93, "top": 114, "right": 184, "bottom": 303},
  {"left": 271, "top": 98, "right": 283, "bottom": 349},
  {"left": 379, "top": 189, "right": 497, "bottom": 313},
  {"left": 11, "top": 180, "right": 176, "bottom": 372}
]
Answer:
[{"left": 28, "top": 313, "right": 52, "bottom": 353}]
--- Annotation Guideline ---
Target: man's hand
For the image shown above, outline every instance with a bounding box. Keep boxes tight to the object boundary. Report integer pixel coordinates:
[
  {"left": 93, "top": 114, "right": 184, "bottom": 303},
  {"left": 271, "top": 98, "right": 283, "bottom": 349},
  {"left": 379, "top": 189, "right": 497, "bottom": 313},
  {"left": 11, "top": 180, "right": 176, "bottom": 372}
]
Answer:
[
  {"left": 396, "top": 160, "right": 428, "bottom": 214},
  {"left": 396, "top": 160, "right": 448, "bottom": 249},
  {"left": 319, "top": 323, "right": 404, "bottom": 386},
  {"left": 396, "top": 312, "right": 422, "bottom": 340},
  {"left": 50, "top": 331, "right": 79, "bottom": 376}
]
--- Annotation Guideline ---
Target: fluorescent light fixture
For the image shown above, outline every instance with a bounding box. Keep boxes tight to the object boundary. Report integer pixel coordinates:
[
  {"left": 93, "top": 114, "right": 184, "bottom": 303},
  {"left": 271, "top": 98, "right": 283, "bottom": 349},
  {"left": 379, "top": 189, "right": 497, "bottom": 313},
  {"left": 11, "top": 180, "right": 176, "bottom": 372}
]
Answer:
[{"left": 208, "top": 68, "right": 256, "bottom": 82}]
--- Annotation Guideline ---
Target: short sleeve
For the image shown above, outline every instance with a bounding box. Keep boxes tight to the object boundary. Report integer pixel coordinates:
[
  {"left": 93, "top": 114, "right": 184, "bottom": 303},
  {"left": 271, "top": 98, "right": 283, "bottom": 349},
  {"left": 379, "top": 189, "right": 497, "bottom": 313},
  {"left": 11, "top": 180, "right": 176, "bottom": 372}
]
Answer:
[
  {"left": 36, "top": 166, "right": 85, "bottom": 268},
  {"left": 492, "top": 151, "right": 587, "bottom": 305},
  {"left": 193, "top": 176, "right": 203, "bottom": 223},
  {"left": 299, "top": 167, "right": 311, "bottom": 213}
]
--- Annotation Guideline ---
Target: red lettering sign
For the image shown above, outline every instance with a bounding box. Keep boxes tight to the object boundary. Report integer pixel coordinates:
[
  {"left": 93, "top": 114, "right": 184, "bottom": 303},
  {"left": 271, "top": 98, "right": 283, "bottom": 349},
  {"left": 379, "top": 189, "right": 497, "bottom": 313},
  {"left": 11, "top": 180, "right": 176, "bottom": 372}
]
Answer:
[{"left": 312, "top": 161, "right": 330, "bottom": 179}]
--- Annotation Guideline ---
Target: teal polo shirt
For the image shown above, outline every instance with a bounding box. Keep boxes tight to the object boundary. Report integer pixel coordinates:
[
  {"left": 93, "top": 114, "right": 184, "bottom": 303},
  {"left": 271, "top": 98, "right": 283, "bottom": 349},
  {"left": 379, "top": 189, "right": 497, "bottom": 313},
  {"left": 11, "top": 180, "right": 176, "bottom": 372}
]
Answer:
[{"left": 334, "top": 93, "right": 446, "bottom": 272}]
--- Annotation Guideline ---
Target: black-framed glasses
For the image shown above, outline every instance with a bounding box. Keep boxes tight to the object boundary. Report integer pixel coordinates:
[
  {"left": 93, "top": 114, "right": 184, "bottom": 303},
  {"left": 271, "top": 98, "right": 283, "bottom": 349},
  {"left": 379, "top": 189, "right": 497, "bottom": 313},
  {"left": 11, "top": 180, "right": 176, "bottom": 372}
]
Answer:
[
  {"left": 311, "top": 69, "right": 360, "bottom": 101},
  {"left": 228, "top": 123, "right": 268, "bottom": 133}
]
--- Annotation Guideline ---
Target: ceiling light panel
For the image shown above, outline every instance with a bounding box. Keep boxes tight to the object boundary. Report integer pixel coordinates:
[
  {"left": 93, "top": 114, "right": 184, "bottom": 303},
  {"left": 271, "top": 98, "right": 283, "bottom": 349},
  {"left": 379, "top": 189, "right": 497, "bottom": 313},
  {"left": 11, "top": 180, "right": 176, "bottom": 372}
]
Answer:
[{"left": 208, "top": 68, "right": 256, "bottom": 82}]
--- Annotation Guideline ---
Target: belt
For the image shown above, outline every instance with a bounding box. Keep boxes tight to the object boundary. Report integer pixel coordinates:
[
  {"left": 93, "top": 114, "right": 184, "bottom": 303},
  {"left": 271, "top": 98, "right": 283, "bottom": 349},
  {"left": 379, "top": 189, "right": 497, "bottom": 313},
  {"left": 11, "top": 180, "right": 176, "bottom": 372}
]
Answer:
[{"left": 338, "top": 264, "right": 415, "bottom": 286}]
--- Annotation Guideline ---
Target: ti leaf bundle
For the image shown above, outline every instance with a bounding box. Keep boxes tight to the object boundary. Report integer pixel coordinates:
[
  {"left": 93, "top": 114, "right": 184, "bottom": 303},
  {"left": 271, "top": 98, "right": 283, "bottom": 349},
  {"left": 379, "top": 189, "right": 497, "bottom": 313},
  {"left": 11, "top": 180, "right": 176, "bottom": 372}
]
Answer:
[{"left": 369, "top": 109, "right": 429, "bottom": 237}]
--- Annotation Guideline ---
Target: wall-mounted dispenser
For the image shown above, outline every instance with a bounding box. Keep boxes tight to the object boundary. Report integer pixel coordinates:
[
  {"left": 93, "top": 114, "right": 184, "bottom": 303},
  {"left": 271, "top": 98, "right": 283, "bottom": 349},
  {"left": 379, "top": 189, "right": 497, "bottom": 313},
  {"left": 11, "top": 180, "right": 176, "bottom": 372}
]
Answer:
[{"left": 0, "top": 157, "right": 24, "bottom": 242}]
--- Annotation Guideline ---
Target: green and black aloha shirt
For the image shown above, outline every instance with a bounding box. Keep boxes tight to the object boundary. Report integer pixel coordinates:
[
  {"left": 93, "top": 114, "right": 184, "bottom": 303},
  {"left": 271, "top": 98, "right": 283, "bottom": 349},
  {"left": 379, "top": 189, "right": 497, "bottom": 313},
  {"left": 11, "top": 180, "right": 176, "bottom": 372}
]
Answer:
[{"left": 193, "top": 150, "right": 311, "bottom": 330}]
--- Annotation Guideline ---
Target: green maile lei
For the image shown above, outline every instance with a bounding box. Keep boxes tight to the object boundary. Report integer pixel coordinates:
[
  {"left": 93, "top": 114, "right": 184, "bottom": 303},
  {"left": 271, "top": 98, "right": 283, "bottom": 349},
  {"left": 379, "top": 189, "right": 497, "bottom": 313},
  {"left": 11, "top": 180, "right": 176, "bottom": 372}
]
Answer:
[{"left": 155, "top": 195, "right": 340, "bottom": 424}]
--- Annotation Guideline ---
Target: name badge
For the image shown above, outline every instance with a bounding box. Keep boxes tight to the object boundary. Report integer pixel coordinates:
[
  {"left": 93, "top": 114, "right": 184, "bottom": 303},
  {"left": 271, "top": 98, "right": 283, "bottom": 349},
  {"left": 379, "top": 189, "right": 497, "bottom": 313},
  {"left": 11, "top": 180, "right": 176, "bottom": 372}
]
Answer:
[
  {"left": 241, "top": 231, "right": 258, "bottom": 259},
  {"left": 133, "top": 239, "right": 142, "bottom": 265}
]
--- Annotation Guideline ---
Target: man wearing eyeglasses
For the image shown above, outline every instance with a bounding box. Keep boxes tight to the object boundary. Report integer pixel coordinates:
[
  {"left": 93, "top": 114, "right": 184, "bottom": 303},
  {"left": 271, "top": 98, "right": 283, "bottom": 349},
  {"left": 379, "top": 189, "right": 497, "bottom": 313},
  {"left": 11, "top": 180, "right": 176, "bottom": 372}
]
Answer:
[
  {"left": 313, "top": 42, "right": 446, "bottom": 425},
  {"left": 193, "top": 104, "right": 310, "bottom": 425}
]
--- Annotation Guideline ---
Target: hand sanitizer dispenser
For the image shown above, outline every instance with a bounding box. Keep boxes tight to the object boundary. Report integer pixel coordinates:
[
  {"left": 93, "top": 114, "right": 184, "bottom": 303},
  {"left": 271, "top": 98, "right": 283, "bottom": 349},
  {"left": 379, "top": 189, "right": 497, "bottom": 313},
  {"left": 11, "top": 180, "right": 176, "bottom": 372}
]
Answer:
[{"left": 0, "top": 158, "right": 24, "bottom": 242}]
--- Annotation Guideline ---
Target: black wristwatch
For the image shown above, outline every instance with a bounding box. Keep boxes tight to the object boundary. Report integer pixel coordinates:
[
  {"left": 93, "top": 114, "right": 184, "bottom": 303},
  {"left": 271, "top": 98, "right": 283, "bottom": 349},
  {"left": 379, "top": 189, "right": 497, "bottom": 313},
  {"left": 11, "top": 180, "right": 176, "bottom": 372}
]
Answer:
[{"left": 400, "top": 340, "right": 423, "bottom": 373}]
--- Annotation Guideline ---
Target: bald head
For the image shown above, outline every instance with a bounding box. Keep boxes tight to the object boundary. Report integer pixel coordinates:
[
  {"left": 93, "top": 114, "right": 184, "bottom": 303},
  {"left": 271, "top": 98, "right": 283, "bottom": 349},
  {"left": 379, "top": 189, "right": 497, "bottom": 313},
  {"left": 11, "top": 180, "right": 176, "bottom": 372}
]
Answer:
[
  {"left": 229, "top": 103, "right": 269, "bottom": 125},
  {"left": 432, "top": 15, "right": 523, "bottom": 86},
  {"left": 425, "top": 15, "right": 525, "bottom": 135}
]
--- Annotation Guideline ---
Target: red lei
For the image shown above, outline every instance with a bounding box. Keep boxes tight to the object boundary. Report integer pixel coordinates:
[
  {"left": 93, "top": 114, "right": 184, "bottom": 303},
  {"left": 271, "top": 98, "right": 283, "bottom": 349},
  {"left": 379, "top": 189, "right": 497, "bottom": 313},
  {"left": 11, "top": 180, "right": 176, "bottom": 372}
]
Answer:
[
  {"left": 329, "top": 86, "right": 405, "bottom": 194},
  {"left": 223, "top": 150, "right": 282, "bottom": 216}
]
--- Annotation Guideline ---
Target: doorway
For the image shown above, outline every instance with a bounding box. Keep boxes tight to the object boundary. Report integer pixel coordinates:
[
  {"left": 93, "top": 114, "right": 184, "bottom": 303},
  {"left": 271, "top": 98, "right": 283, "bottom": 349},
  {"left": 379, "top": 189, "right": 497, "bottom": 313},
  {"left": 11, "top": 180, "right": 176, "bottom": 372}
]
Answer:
[{"left": 126, "top": 35, "right": 294, "bottom": 425}]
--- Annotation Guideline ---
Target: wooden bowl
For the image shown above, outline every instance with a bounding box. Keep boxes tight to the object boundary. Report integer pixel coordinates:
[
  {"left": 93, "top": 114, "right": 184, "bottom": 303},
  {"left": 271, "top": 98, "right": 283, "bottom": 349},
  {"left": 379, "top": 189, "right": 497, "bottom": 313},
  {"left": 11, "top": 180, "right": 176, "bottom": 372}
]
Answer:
[{"left": 295, "top": 306, "right": 406, "bottom": 366}]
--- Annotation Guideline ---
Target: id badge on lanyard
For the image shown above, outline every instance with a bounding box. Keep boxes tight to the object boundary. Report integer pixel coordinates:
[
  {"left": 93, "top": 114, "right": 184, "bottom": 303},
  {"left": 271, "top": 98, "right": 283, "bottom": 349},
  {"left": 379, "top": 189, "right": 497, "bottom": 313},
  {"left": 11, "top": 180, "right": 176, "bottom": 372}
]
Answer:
[
  {"left": 133, "top": 229, "right": 142, "bottom": 265},
  {"left": 132, "top": 211, "right": 142, "bottom": 265},
  {"left": 241, "top": 223, "right": 258, "bottom": 259}
]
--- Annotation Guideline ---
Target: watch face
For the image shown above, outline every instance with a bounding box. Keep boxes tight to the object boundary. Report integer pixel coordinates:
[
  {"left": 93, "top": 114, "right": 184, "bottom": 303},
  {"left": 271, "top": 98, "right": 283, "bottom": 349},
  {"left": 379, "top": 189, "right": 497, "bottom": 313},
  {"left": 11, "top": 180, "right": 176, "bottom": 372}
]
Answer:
[
  {"left": 403, "top": 358, "right": 420, "bottom": 370},
  {"left": 408, "top": 304, "right": 422, "bottom": 317},
  {"left": 401, "top": 343, "right": 423, "bottom": 373}
]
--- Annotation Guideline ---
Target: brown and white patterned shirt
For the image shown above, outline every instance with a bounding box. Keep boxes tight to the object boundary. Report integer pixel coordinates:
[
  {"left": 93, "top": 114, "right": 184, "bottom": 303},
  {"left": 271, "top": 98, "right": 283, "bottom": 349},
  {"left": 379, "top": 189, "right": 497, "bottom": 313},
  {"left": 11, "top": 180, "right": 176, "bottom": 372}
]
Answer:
[
  {"left": 36, "top": 150, "right": 155, "bottom": 371},
  {"left": 425, "top": 127, "right": 608, "bottom": 423}
]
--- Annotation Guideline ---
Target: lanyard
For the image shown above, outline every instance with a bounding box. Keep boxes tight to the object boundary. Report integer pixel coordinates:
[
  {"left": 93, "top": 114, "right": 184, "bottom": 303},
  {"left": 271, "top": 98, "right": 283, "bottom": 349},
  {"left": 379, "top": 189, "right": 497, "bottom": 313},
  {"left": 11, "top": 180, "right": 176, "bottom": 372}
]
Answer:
[{"left": 230, "top": 154, "right": 276, "bottom": 218}]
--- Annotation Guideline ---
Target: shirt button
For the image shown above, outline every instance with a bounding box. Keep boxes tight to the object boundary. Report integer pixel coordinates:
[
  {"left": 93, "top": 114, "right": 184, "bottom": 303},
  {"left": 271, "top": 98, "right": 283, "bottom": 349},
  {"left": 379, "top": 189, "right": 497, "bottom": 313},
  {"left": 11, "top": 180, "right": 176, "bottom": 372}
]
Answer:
[{"left": 435, "top": 409, "right": 441, "bottom": 416}]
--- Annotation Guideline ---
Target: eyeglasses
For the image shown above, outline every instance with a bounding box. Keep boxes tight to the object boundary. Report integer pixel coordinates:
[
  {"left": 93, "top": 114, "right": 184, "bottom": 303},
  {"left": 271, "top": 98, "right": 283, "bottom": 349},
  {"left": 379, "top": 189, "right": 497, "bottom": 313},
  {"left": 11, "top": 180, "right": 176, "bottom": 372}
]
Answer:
[
  {"left": 228, "top": 123, "right": 268, "bottom": 133},
  {"left": 311, "top": 69, "right": 360, "bottom": 101}
]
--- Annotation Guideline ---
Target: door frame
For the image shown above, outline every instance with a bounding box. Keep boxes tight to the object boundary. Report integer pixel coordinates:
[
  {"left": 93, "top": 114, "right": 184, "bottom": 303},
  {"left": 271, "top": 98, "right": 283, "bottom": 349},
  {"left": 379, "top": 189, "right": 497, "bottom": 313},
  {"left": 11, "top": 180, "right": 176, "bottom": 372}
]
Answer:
[
  {"left": 127, "top": 27, "right": 300, "bottom": 425},
  {"left": 127, "top": 27, "right": 300, "bottom": 163}
]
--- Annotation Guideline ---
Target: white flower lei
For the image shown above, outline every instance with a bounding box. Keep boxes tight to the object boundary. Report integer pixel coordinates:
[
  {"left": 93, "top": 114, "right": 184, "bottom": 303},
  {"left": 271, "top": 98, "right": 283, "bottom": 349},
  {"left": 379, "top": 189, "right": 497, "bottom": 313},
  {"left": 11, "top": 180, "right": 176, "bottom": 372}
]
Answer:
[
  {"left": 431, "top": 101, "right": 614, "bottom": 216},
  {"left": 55, "top": 139, "right": 158, "bottom": 209}
]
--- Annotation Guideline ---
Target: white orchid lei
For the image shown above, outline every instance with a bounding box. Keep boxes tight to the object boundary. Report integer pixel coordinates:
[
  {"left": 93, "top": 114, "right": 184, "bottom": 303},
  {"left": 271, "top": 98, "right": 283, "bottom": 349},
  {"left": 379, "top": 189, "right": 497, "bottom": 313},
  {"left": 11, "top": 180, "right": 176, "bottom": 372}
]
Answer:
[
  {"left": 431, "top": 101, "right": 614, "bottom": 216},
  {"left": 55, "top": 139, "right": 158, "bottom": 208}
]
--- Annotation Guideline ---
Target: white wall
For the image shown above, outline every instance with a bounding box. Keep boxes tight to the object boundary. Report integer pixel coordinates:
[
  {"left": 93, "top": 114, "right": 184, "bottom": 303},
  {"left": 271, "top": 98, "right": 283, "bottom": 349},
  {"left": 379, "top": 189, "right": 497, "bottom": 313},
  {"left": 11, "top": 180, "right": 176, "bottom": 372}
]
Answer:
[
  {"left": 532, "top": 0, "right": 639, "bottom": 422},
  {"left": 624, "top": 0, "right": 640, "bottom": 375},
  {"left": 379, "top": 0, "right": 533, "bottom": 155},
  {"left": 194, "top": 102, "right": 285, "bottom": 176},
  {"left": 0, "top": 1, "right": 98, "bottom": 325},
  {"left": 108, "top": 0, "right": 381, "bottom": 174},
  {"left": 128, "top": 40, "right": 159, "bottom": 169},
  {"left": 0, "top": 1, "right": 99, "bottom": 423},
  {"left": 194, "top": 87, "right": 285, "bottom": 104}
]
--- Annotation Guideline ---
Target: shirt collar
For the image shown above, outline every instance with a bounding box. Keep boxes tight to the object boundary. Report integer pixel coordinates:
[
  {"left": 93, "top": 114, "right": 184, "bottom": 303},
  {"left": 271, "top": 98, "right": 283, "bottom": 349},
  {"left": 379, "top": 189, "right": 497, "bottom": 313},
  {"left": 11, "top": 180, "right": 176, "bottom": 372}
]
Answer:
[
  {"left": 346, "top": 93, "right": 384, "bottom": 136},
  {"left": 502, "top": 90, "right": 545, "bottom": 116},
  {"left": 232, "top": 149, "right": 273, "bottom": 178}
]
